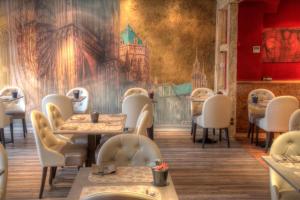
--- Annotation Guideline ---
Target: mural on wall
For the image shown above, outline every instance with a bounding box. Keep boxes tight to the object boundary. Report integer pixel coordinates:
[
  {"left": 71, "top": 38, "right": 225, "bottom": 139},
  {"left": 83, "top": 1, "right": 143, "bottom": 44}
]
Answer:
[
  {"left": 3, "top": 0, "right": 120, "bottom": 113},
  {"left": 262, "top": 28, "right": 300, "bottom": 62},
  {"left": 120, "top": 0, "right": 216, "bottom": 127},
  {"left": 0, "top": 0, "right": 215, "bottom": 128}
]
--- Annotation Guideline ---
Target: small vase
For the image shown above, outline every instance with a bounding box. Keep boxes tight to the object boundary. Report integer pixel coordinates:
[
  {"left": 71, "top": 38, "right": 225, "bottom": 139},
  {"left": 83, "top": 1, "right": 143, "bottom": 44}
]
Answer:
[
  {"left": 152, "top": 168, "right": 168, "bottom": 187},
  {"left": 90, "top": 112, "right": 99, "bottom": 123},
  {"left": 73, "top": 90, "right": 80, "bottom": 99}
]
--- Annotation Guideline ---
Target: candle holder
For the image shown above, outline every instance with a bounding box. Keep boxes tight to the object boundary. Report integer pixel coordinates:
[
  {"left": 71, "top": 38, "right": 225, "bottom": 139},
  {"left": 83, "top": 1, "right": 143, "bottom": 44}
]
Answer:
[
  {"left": 90, "top": 112, "right": 99, "bottom": 123},
  {"left": 73, "top": 90, "right": 80, "bottom": 99},
  {"left": 151, "top": 161, "right": 169, "bottom": 187}
]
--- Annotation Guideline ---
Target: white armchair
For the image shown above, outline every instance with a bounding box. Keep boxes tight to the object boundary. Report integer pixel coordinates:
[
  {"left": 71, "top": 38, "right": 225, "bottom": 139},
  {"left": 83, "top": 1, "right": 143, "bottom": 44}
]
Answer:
[
  {"left": 42, "top": 94, "right": 73, "bottom": 120},
  {"left": 247, "top": 89, "right": 275, "bottom": 143},
  {"left": 0, "top": 86, "right": 27, "bottom": 140},
  {"left": 124, "top": 87, "right": 148, "bottom": 98},
  {"left": 66, "top": 87, "right": 89, "bottom": 114},
  {"left": 195, "top": 94, "right": 232, "bottom": 148},
  {"left": 31, "top": 110, "right": 87, "bottom": 198},
  {"left": 122, "top": 94, "right": 153, "bottom": 130},
  {"left": 190, "top": 88, "right": 214, "bottom": 136},
  {"left": 269, "top": 131, "right": 300, "bottom": 200},
  {"left": 0, "top": 103, "right": 11, "bottom": 148},
  {"left": 0, "top": 144, "right": 8, "bottom": 200},
  {"left": 255, "top": 96, "right": 299, "bottom": 152},
  {"left": 289, "top": 109, "right": 300, "bottom": 131},
  {"left": 96, "top": 134, "right": 162, "bottom": 167}
]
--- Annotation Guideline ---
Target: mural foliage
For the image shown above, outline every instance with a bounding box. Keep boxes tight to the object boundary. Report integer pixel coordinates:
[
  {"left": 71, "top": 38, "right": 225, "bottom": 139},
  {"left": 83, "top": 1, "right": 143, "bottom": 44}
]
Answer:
[{"left": 0, "top": 0, "right": 216, "bottom": 128}]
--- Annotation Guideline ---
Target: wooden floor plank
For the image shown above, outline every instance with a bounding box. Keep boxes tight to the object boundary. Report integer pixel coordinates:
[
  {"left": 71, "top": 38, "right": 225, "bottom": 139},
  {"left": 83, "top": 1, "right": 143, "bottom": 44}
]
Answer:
[{"left": 4, "top": 127, "right": 270, "bottom": 200}]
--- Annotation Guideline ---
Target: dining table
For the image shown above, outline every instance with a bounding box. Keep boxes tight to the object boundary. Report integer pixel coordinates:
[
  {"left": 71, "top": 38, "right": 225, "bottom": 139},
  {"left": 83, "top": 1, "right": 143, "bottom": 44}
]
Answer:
[
  {"left": 69, "top": 96, "right": 87, "bottom": 103},
  {"left": 0, "top": 95, "right": 24, "bottom": 102},
  {"left": 67, "top": 166, "right": 179, "bottom": 200},
  {"left": 263, "top": 155, "right": 300, "bottom": 192},
  {"left": 54, "top": 114, "right": 127, "bottom": 166}
]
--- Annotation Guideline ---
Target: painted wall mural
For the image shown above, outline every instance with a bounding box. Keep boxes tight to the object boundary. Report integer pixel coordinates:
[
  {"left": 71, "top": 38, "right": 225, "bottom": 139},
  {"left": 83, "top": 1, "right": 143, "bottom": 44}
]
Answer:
[
  {"left": 262, "top": 28, "right": 300, "bottom": 62},
  {"left": 0, "top": 0, "right": 216, "bottom": 128}
]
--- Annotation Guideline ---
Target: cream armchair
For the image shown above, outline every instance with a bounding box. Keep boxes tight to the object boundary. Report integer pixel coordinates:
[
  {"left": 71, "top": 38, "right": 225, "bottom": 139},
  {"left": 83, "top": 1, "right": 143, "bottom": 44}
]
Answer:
[
  {"left": 31, "top": 110, "right": 87, "bottom": 198},
  {"left": 46, "top": 103, "right": 87, "bottom": 146},
  {"left": 0, "top": 102, "right": 11, "bottom": 147},
  {"left": 124, "top": 87, "right": 148, "bottom": 98},
  {"left": 0, "top": 144, "right": 8, "bottom": 200},
  {"left": 247, "top": 89, "right": 275, "bottom": 143},
  {"left": 42, "top": 94, "right": 73, "bottom": 120},
  {"left": 122, "top": 94, "right": 153, "bottom": 130},
  {"left": 289, "top": 109, "right": 300, "bottom": 131},
  {"left": 255, "top": 96, "right": 299, "bottom": 152},
  {"left": 190, "top": 88, "right": 214, "bottom": 136},
  {"left": 269, "top": 131, "right": 300, "bottom": 200},
  {"left": 66, "top": 87, "right": 89, "bottom": 114},
  {"left": 96, "top": 134, "right": 162, "bottom": 167},
  {"left": 195, "top": 94, "right": 232, "bottom": 148},
  {"left": 0, "top": 86, "right": 27, "bottom": 140}
]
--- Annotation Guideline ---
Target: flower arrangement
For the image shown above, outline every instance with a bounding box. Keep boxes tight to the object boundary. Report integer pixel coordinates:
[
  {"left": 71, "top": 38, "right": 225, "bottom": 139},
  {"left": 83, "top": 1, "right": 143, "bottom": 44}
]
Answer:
[{"left": 153, "top": 161, "right": 168, "bottom": 171}]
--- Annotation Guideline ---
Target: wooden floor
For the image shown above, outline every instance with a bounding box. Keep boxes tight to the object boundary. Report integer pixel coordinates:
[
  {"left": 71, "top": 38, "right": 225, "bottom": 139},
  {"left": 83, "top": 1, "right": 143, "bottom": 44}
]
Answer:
[{"left": 4, "top": 126, "right": 270, "bottom": 200}]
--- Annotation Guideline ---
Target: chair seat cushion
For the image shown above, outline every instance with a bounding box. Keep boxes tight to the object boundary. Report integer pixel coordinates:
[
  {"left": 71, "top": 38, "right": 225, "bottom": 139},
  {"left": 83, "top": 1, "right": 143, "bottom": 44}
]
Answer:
[
  {"left": 279, "top": 190, "right": 300, "bottom": 200},
  {"left": 60, "top": 144, "right": 87, "bottom": 166}
]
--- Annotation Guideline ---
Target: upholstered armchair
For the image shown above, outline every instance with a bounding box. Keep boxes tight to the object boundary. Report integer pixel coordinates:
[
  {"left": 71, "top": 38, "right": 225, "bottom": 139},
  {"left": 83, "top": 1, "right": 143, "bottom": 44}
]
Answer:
[
  {"left": 255, "top": 96, "right": 299, "bottom": 152},
  {"left": 247, "top": 89, "right": 275, "bottom": 143},
  {"left": 66, "top": 87, "right": 89, "bottom": 114},
  {"left": 123, "top": 87, "right": 148, "bottom": 98},
  {"left": 96, "top": 134, "right": 162, "bottom": 167},
  {"left": 190, "top": 88, "right": 214, "bottom": 136},
  {"left": 0, "top": 144, "right": 8, "bottom": 200},
  {"left": 0, "top": 86, "right": 27, "bottom": 141},
  {"left": 46, "top": 103, "right": 87, "bottom": 146},
  {"left": 122, "top": 94, "right": 153, "bottom": 130},
  {"left": 195, "top": 94, "right": 232, "bottom": 148},
  {"left": 31, "top": 110, "right": 87, "bottom": 198},
  {"left": 0, "top": 102, "right": 11, "bottom": 147},
  {"left": 288, "top": 109, "right": 300, "bottom": 131},
  {"left": 269, "top": 131, "right": 300, "bottom": 200},
  {"left": 42, "top": 94, "right": 73, "bottom": 120}
]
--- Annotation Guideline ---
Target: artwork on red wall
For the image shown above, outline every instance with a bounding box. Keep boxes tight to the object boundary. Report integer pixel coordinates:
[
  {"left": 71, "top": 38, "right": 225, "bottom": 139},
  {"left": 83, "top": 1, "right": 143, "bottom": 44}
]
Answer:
[{"left": 262, "top": 28, "right": 300, "bottom": 62}]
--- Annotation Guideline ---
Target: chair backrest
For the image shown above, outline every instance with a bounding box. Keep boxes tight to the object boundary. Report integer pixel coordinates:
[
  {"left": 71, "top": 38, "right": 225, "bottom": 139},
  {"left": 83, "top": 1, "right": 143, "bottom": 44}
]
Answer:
[
  {"left": 31, "top": 110, "right": 64, "bottom": 166},
  {"left": 247, "top": 89, "right": 275, "bottom": 102},
  {"left": 82, "top": 193, "right": 155, "bottom": 200},
  {"left": 124, "top": 88, "right": 148, "bottom": 98},
  {"left": 0, "top": 144, "right": 8, "bottom": 200},
  {"left": 289, "top": 109, "right": 300, "bottom": 131},
  {"left": 46, "top": 103, "right": 65, "bottom": 130},
  {"left": 202, "top": 95, "right": 232, "bottom": 128},
  {"left": 66, "top": 87, "right": 89, "bottom": 113},
  {"left": 42, "top": 94, "right": 73, "bottom": 120},
  {"left": 135, "top": 110, "right": 150, "bottom": 136},
  {"left": 122, "top": 95, "right": 153, "bottom": 129},
  {"left": 190, "top": 88, "right": 214, "bottom": 116},
  {"left": 0, "top": 86, "right": 26, "bottom": 112},
  {"left": 269, "top": 131, "right": 300, "bottom": 200},
  {"left": 265, "top": 96, "right": 299, "bottom": 132},
  {"left": 96, "top": 134, "right": 162, "bottom": 167}
]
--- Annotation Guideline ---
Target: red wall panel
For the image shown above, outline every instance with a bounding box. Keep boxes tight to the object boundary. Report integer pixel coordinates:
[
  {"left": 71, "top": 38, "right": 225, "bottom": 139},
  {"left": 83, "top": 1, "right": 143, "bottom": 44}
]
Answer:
[{"left": 237, "top": 0, "right": 300, "bottom": 80}]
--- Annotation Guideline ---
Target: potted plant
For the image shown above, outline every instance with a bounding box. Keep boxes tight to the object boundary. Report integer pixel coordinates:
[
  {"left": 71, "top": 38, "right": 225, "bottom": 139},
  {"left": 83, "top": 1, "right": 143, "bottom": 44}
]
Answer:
[{"left": 151, "top": 161, "right": 169, "bottom": 187}]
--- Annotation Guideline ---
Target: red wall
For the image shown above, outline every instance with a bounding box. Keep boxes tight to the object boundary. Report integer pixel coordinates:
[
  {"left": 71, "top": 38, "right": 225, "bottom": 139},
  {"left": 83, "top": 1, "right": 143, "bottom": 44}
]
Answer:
[{"left": 237, "top": 0, "right": 300, "bottom": 80}]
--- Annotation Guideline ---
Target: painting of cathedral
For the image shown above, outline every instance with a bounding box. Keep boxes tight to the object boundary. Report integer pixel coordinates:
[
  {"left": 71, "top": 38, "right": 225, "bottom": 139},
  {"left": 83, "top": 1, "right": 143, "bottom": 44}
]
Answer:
[{"left": 119, "top": 25, "right": 150, "bottom": 85}]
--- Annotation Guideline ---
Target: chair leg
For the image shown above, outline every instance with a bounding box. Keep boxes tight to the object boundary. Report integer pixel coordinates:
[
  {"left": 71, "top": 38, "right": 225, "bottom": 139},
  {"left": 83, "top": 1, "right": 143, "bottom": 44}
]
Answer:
[
  {"left": 39, "top": 167, "right": 48, "bottom": 199},
  {"left": 191, "top": 119, "right": 194, "bottom": 136},
  {"left": 247, "top": 122, "right": 252, "bottom": 138},
  {"left": 202, "top": 128, "right": 208, "bottom": 148},
  {"left": 49, "top": 166, "right": 57, "bottom": 185},
  {"left": 0, "top": 128, "right": 5, "bottom": 148},
  {"left": 22, "top": 118, "right": 27, "bottom": 138},
  {"left": 265, "top": 132, "right": 274, "bottom": 153},
  {"left": 193, "top": 122, "right": 197, "bottom": 143},
  {"left": 10, "top": 122, "right": 14, "bottom": 144},
  {"left": 225, "top": 128, "right": 230, "bottom": 148},
  {"left": 219, "top": 129, "right": 222, "bottom": 141},
  {"left": 213, "top": 128, "right": 216, "bottom": 136},
  {"left": 255, "top": 125, "right": 259, "bottom": 146},
  {"left": 250, "top": 123, "right": 255, "bottom": 144}
]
